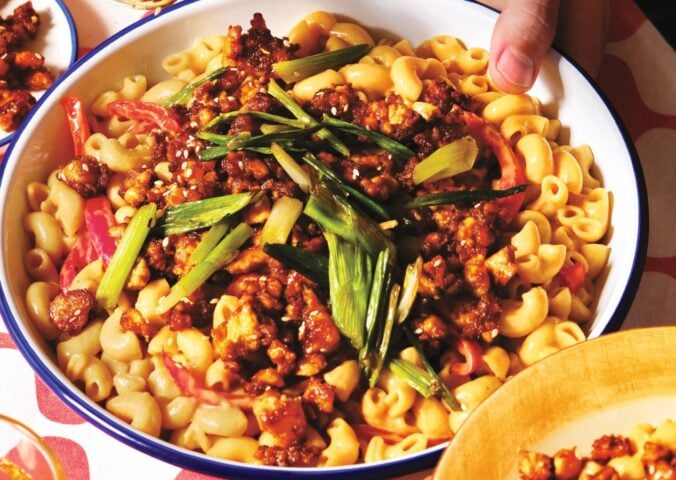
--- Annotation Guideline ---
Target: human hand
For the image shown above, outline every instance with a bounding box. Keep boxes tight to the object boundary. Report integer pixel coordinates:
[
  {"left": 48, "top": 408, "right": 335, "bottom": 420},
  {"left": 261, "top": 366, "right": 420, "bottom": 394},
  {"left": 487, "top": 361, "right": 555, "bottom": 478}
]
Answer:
[{"left": 480, "top": 0, "right": 609, "bottom": 93}]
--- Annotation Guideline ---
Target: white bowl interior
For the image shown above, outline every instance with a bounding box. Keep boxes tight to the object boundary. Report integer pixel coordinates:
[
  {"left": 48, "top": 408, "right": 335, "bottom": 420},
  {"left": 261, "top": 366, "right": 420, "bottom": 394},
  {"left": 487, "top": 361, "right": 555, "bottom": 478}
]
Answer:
[{"left": 0, "top": 0, "right": 644, "bottom": 476}]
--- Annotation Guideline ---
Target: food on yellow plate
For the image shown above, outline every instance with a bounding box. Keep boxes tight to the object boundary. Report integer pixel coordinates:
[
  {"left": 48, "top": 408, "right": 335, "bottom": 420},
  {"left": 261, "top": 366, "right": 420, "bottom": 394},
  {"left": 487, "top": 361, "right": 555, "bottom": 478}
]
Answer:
[
  {"left": 519, "top": 419, "right": 676, "bottom": 480},
  {"left": 0, "top": 1, "right": 55, "bottom": 131},
  {"left": 22, "top": 12, "right": 610, "bottom": 466}
]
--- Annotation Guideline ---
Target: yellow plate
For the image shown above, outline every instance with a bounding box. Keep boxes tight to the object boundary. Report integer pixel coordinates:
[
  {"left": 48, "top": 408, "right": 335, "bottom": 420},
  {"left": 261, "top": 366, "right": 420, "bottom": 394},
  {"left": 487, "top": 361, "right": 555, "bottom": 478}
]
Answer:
[{"left": 434, "top": 327, "right": 676, "bottom": 479}]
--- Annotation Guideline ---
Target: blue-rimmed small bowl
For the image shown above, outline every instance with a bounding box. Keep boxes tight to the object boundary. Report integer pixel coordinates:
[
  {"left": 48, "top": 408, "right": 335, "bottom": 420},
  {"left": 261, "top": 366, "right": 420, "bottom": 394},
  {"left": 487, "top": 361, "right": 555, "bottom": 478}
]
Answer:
[
  {"left": 0, "top": 0, "right": 78, "bottom": 146},
  {"left": 0, "top": 0, "right": 647, "bottom": 479}
]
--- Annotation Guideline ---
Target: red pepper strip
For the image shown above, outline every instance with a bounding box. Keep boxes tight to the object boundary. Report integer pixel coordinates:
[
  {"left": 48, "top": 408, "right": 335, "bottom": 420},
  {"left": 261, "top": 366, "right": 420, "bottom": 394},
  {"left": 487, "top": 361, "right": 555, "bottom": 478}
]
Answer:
[
  {"left": 59, "top": 230, "right": 98, "bottom": 290},
  {"left": 84, "top": 196, "right": 118, "bottom": 267},
  {"left": 461, "top": 110, "right": 527, "bottom": 222},
  {"left": 161, "top": 352, "right": 253, "bottom": 410},
  {"left": 555, "top": 262, "right": 586, "bottom": 294},
  {"left": 61, "top": 96, "right": 91, "bottom": 157},
  {"left": 450, "top": 338, "right": 483, "bottom": 376},
  {"left": 107, "top": 100, "right": 182, "bottom": 134}
]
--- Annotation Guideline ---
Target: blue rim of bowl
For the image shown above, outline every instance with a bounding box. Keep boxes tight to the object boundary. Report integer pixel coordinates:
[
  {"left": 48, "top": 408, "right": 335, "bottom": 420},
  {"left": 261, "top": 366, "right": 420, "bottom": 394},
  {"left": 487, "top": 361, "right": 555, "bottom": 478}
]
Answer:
[
  {"left": 0, "top": 0, "right": 79, "bottom": 147},
  {"left": 0, "top": 0, "right": 648, "bottom": 478}
]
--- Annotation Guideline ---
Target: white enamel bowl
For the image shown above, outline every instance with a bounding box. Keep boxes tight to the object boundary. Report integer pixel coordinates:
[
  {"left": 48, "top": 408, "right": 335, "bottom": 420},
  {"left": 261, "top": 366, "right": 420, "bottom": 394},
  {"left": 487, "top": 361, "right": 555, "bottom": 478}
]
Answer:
[
  {"left": 0, "top": 0, "right": 647, "bottom": 478},
  {"left": 0, "top": 0, "right": 77, "bottom": 146}
]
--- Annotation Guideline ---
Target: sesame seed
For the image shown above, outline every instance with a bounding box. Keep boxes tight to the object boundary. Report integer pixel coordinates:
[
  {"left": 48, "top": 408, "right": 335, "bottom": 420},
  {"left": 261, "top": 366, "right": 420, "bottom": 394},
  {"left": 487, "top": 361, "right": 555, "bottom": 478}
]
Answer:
[
  {"left": 209, "top": 298, "right": 219, "bottom": 305},
  {"left": 183, "top": 150, "right": 189, "bottom": 159},
  {"left": 352, "top": 168, "right": 360, "bottom": 178},
  {"left": 343, "top": 104, "right": 349, "bottom": 112},
  {"left": 161, "top": 237, "right": 170, "bottom": 248},
  {"left": 433, "top": 259, "right": 442, "bottom": 267},
  {"left": 181, "top": 161, "right": 188, "bottom": 170},
  {"left": 185, "top": 168, "right": 193, "bottom": 178},
  {"left": 82, "top": 163, "right": 89, "bottom": 172},
  {"left": 73, "top": 309, "right": 81, "bottom": 316},
  {"left": 154, "top": 180, "right": 164, "bottom": 187},
  {"left": 330, "top": 106, "right": 338, "bottom": 116}
]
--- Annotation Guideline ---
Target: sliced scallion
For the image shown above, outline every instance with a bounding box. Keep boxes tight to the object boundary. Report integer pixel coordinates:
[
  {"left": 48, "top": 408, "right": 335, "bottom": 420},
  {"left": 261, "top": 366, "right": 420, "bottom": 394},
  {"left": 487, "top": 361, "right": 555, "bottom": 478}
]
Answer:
[
  {"left": 396, "top": 256, "right": 422, "bottom": 324},
  {"left": 156, "top": 223, "right": 253, "bottom": 314},
  {"left": 189, "top": 217, "right": 232, "bottom": 266},
  {"left": 389, "top": 358, "right": 439, "bottom": 398},
  {"left": 273, "top": 44, "right": 370, "bottom": 83},
  {"left": 405, "top": 185, "right": 527, "bottom": 209},
  {"left": 96, "top": 203, "right": 157, "bottom": 310},
  {"left": 302, "top": 152, "right": 390, "bottom": 221},
  {"left": 325, "top": 231, "right": 373, "bottom": 349},
  {"left": 270, "top": 143, "right": 311, "bottom": 193},
  {"left": 268, "top": 79, "right": 349, "bottom": 157},
  {"left": 412, "top": 135, "right": 478, "bottom": 185},
  {"left": 368, "top": 283, "right": 400, "bottom": 387},
  {"left": 205, "top": 110, "right": 304, "bottom": 130},
  {"left": 260, "top": 196, "right": 304, "bottom": 245},
  {"left": 260, "top": 124, "right": 295, "bottom": 134},
  {"left": 153, "top": 192, "right": 254, "bottom": 236},
  {"left": 304, "top": 182, "right": 392, "bottom": 258},
  {"left": 262, "top": 243, "right": 329, "bottom": 291},
  {"left": 321, "top": 115, "right": 415, "bottom": 161},
  {"left": 163, "top": 67, "right": 227, "bottom": 107},
  {"left": 403, "top": 326, "right": 461, "bottom": 410},
  {"left": 198, "top": 126, "right": 322, "bottom": 160}
]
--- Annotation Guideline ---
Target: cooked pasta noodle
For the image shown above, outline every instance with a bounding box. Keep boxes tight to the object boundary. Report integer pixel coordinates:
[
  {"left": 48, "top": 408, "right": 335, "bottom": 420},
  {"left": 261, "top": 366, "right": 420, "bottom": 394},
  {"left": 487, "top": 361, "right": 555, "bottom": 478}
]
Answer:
[{"left": 23, "top": 11, "right": 611, "bottom": 468}]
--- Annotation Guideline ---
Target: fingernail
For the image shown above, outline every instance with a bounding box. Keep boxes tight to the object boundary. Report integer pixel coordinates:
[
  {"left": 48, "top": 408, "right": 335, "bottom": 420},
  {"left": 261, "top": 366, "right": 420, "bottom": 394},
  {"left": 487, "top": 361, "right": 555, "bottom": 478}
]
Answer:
[{"left": 496, "top": 47, "right": 535, "bottom": 88}]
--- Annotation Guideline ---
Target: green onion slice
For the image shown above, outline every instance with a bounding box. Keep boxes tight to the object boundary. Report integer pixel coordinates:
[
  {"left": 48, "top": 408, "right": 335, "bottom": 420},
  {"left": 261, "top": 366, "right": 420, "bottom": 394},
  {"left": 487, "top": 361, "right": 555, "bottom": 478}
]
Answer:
[
  {"left": 270, "top": 143, "right": 311, "bottom": 193},
  {"left": 389, "top": 358, "right": 440, "bottom": 399},
  {"left": 156, "top": 222, "right": 253, "bottom": 314},
  {"left": 273, "top": 44, "right": 370, "bottom": 84},
  {"left": 302, "top": 152, "right": 390, "bottom": 221},
  {"left": 163, "top": 67, "right": 228, "bottom": 107},
  {"left": 412, "top": 135, "right": 478, "bottom": 185},
  {"left": 396, "top": 256, "right": 422, "bottom": 324},
  {"left": 268, "top": 78, "right": 349, "bottom": 157},
  {"left": 405, "top": 185, "right": 528, "bottom": 209},
  {"left": 198, "top": 126, "right": 322, "bottom": 161},
  {"left": 325, "top": 231, "right": 373, "bottom": 350},
  {"left": 403, "top": 326, "right": 461, "bottom": 410},
  {"left": 304, "top": 182, "right": 393, "bottom": 258},
  {"left": 153, "top": 192, "right": 254, "bottom": 236},
  {"left": 368, "top": 283, "right": 400, "bottom": 387},
  {"left": 189, "top": 217, "right": 233, "bottom": 266},
  {"left": 205, "top": 110, "right": 304, "bottom": 130},
  {"left": 262, "top": 243, "right": 329, "bottom": 291},
  {"left": 260, "top": 196, "right": 304, "bottom": 245},
  {"left": 96, "top": 203, "right": 157, "bottom": 310},
  {"left": 321, "top": 115, "right": 415, "bottom": 161}
]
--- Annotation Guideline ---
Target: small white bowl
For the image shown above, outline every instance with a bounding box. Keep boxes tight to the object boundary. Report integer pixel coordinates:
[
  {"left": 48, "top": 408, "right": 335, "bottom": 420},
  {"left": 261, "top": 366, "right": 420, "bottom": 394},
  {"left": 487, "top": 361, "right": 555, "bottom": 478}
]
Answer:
[
  {"left": 0, "top": 0, "right": 78, "bottom": 146},
  {"left": 0, "top": 0, "right": 648, "bottom": 478}
]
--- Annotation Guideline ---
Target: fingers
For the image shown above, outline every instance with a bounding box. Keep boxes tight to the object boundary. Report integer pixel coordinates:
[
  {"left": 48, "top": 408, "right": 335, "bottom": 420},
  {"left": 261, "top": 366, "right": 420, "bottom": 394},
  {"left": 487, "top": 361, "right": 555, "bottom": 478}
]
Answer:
[{"left": 488, "top": 0, "right": 560, "bottom": 93}]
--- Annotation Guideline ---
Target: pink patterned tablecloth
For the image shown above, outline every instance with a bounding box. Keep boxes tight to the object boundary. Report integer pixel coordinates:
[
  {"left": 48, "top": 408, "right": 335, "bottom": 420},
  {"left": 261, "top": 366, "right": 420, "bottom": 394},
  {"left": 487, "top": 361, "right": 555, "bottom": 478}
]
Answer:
[{"left": 1, "top": 0, "right": 674, "bottom": 478}]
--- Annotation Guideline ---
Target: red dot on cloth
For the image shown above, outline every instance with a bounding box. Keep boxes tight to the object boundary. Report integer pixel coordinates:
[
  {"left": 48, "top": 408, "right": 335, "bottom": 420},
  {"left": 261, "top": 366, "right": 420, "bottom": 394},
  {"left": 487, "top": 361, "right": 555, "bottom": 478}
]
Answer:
[
  {"left": 0, "top": 332, "right": 16, "bottom": 349},
  {"left": 43, "top": 436, "right": 91, "bottom": 480},
  {"left": 608, "top": 0, "right": 647, "bottom": 43},
  {"left": 597, "top": 54, "right": 676, "bottom": 142},
  {"left": 175, "top": 469, "right": 227, "bottom": 480},
  {"left": 645, "top": 256, "right": 676, "bottom": 279},
  {"left": 35, "top": 375, "right": 86, "bottom": 425}
]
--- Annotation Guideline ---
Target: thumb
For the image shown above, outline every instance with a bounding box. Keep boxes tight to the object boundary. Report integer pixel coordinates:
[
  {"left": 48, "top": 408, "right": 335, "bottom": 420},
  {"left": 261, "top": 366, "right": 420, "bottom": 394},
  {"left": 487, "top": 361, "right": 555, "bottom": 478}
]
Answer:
[{"left": 488, "top": 0, "right": 559, "bottom": 93}]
